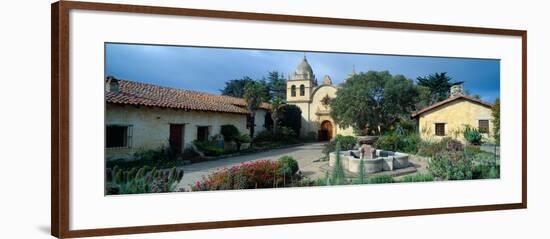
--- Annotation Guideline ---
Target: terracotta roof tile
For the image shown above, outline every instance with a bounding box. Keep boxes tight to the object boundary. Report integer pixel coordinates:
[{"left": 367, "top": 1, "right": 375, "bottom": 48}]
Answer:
[
  {"left": 411, "top": 94, "right": 493, "bottom": 118},
  {"left": 106, "top": 79, "right": 269, "bottom": 114}
]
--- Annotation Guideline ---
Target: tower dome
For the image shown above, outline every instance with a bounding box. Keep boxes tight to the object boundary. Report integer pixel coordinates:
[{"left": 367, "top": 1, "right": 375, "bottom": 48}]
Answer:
[
  {"left": 322, "top": 75, "right": 333, "bottom": 85},
  {"left": 293, "top": 55, "right": 315, "bottom": 81}
]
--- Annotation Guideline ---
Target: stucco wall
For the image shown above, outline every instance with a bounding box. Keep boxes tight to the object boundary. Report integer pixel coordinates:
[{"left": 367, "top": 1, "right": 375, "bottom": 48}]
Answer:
[
  {"left": 308, "top": 85, "right": 355, "bottom": 137},
  {"left": 418, "top": 99, "right": 494, "bottom": 143},
  {"left": 253, "top": 109, "right": 268, "bottom": 136},
  {"left": 105, "top": 104, "right": 248, "bottom": 160},
  {"left": 291, "top": 102, "right": 311, "bottom": 137}
]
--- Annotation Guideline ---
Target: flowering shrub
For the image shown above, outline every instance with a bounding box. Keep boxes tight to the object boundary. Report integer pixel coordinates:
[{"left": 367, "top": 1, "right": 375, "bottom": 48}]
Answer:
[{"left": 192, "top": 157, "right": 300, "bottom": 191}]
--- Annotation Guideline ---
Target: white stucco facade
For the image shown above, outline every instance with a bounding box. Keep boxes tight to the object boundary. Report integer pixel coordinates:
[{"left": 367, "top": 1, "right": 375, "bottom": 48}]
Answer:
[{"left": 105, "top": 104, "right": 267, "bottom": 160}]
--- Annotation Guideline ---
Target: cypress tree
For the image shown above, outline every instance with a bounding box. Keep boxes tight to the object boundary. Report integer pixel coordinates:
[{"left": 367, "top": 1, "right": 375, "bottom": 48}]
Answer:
[
  {"left": 357, "top": 159, "right": 366, "bottom": 184},
  {"left": 331, "top": 142, "right": 346, "bottom": 185}
]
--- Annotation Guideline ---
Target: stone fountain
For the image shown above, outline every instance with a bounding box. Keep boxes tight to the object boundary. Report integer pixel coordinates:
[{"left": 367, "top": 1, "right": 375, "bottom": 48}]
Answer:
[{"left": 328, "top": 136, "right": 411, "bottom": 174}]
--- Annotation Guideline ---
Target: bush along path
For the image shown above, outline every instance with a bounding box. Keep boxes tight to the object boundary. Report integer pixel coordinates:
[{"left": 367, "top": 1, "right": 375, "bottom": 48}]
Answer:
[{"left": 177, "top": 142, "right": 327, "bottom": 190}]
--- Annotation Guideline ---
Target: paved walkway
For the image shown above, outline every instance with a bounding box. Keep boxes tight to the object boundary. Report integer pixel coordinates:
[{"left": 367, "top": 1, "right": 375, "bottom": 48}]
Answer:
[{"left": 177, "top": 142, "right": 328, "bottom": 189}]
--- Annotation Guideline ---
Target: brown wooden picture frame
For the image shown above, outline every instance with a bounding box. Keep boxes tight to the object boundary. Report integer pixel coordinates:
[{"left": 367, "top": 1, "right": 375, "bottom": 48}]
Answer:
[{"left": 51, "top": 1, "right": 527, "bottom": 238}]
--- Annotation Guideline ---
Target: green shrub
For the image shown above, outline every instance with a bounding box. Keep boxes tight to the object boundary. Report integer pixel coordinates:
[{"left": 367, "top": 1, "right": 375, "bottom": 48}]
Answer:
[
  {"left": 253, "top": 130, "right": 273, "bottom": 143},
  {"left": 368, "top": 175, "right": 394, "bottom": 184},
  {"left": 464, "top": 144, "right": 483, "bottom": 155},
  {"left": 428, "top": 151, "right": 473, "bottom": 180},
  {"left": 106, "top": 166, "right": 184, "bottom": 195},
  {"left": 375, "top": 134, "right": 400, "bottom": 151},
  {"left": 397, "top": 118, "right": 418, "bottom": 135},
  {"left": 132, "top": 145, "right": 176, "bottom": 162},
  {"left": 401, "top": 173, "right": 434, "bottom": 182},
  {"left": 322, "top": 135, "right": 356, "bottom": 155},
  {"left": 221, "top": 125, "right": 240, "bottom": 142},
  {"left": 235, "top": 133, "right": 251, "bottom": 143},
  {"left": 417, "top": 137, "right": 463, "bottom": 157},
  {"left": 253, "top": 127, "right": 298, "bottom": 144},
  {"left": 302, "top": 131, "right": 317, "bottom": 142},
  {"left": 274, "top": 126, "right": 297, "bottom": 141},
  {"left": 473, "top": 164, "right": 500, "bottom": 179},
  {"left": 376, "top": 132, "right": 422, "bottom": 154},
  {"left": 277, "top": 156, "right": 299, "bottom": 177},
  {"left": 278, "top": 104, "right": 302, "bottom": 136},
  {"left": 463, "top": 125, "right": 483, "bottom": 145},
  {"left": 193, "top": 140, "right": 224, "bottom": 156}
]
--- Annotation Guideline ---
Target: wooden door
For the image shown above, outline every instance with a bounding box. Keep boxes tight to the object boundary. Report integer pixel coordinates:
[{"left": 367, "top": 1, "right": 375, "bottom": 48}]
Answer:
[
  {"left": 169, "top": 124, "right": 184, "bottom": 154},
  {"left": 318, "top": 120, "right": 333, "bottom": 141}
]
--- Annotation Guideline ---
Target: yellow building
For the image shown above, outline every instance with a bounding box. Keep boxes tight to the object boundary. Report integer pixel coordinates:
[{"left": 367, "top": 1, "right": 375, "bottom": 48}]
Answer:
[
  {"left": 286, "top": 56, "right": 355, "bottom": 140},
  {"left": 411, "top": 85, "right": 495, "bottom": 143}
]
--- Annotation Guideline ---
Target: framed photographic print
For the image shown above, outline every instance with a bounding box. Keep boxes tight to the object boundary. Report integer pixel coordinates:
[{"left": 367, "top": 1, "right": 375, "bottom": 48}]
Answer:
[{"left": 51, "top": 1, "right": 527, "bottom": 238}]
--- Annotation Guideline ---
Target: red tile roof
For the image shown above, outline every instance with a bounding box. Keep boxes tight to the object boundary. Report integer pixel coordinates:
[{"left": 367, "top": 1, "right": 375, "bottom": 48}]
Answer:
[
  {"left": 411, "top": 94, "right": 493, "bottom": 118},
  {"left": 106, "top": 79, "right": 270, "bottom": 114}
]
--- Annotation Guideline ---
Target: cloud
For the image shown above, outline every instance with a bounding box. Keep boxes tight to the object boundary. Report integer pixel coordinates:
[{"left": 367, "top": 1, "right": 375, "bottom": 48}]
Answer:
[{"left": 106, "top": 43, "right": 500, "bottom": 101}]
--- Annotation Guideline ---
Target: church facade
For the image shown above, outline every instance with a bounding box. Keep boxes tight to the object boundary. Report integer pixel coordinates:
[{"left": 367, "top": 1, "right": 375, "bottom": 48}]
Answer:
[{"left": 286, "top": 56, "right": 355, "bottom": 140}]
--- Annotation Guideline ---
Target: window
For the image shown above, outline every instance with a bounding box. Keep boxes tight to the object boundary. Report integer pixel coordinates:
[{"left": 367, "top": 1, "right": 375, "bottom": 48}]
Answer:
[
  {"left": 435, "top": 123, "right": 445, "bottom": 136},
  {"left": 478, "top": 120, "right": 489, "bottom": 133},
  {"left": 291, "top": 85, "right": 296, "bottom": 97},
  {"left": 300, "top": 84, "right": 305, "bottom": 96},
  {"left": 106, "top": 125, "right": 132, "bottom": 148},
  {"left": 197, "top": 126, "right": 210, "bottom": 141}
]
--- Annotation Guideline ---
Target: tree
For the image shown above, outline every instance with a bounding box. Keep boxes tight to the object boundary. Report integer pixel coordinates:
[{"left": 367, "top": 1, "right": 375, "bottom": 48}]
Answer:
[
  {"left": 266, "top": 71, "right": 287, "bottom": 100},
  {"left": 269, "top": 97, "right": 285, "bottom": 134},
  {"left": 356, "top": 159, "right": 366, "bottom": 184},
  {"left": 277, "top": 104, "right": 302, "bottom": 136},
  {"left": 492, "top": 98, "right": 500, "bottom": 144},
  {"left": 416, "top": 72, "right": 462, "bottom": 104},
  {"left": 330, "top": 71, "right": 418, "bottom": 135},
  {"left": 331, "top": 142, "right": 346, "bottom": 185},
  {"left": 222, "top": 71, "right": 285, "bottom": 102},
  {"left": 414, "top": 85, "right": 431, "bottom": 110},
  {"left": 243, "top": 81, "right": 268, "bottom": 138},
  {"left": 220, "top": 77, "right": 254, "bottom": 98}
]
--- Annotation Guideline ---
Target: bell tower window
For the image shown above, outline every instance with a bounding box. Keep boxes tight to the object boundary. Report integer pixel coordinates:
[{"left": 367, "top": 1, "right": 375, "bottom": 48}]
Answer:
[
  {"left": 291, "top": 85, "right": 296, "bottom": 97},
  {"left": 300, "top": 84, "right": 305, "bottom": 96}
]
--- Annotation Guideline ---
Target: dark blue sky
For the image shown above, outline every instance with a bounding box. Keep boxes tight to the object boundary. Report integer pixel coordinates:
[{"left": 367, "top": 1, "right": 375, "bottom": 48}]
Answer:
[{"left": 105, "top": 43, "right": 500, "bottom": 102}]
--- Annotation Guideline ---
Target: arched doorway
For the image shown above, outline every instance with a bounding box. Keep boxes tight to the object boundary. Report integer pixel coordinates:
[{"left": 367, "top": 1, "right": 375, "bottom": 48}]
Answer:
[{"left": 318, "top": 120, "right": 333, "bottom": 141}]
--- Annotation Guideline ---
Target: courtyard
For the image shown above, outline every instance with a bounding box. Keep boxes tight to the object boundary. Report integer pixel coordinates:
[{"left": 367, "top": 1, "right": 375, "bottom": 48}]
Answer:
[
  {"left": 176, "top": 142, "right": 431, "bottom": 191},
  {"left": 103, "top": 45, "right": 501, "bottom": 195}
]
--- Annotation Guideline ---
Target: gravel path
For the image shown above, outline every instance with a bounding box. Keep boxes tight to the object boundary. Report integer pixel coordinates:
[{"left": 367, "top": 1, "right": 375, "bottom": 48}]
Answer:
[{"left": 176, "top": 142, "right": 328, "bottom": 189}]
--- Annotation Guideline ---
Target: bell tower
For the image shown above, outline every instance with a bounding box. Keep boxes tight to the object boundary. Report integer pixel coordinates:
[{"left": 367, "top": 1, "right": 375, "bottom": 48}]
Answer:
[{"left": 287, "top": 55, "right": 316, "bottom": 102}]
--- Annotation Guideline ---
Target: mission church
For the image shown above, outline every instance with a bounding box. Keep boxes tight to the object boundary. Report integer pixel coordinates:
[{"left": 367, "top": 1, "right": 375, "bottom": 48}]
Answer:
[{"left": 285, "top": 55, "right": 354, "bottom": 141}]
